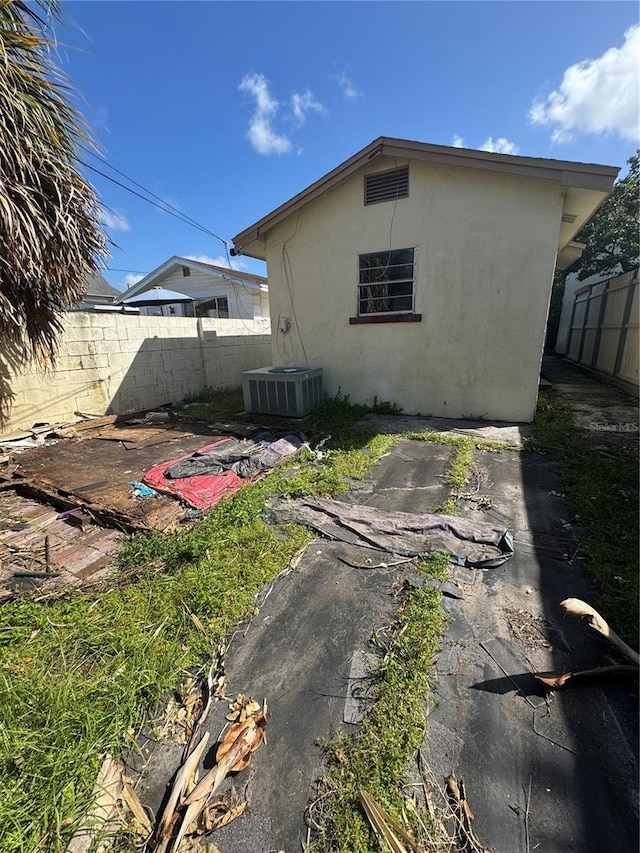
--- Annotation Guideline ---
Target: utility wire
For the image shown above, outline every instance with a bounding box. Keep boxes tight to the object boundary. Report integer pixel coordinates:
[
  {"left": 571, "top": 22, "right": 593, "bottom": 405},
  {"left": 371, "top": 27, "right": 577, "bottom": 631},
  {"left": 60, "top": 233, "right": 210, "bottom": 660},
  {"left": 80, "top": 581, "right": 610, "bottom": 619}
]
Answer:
[
  {"left": 78, "top": 142, "right": 229, "bottom": 245},
  {"left": 77, "top": 156, "right": 230, "bottom": 246}
]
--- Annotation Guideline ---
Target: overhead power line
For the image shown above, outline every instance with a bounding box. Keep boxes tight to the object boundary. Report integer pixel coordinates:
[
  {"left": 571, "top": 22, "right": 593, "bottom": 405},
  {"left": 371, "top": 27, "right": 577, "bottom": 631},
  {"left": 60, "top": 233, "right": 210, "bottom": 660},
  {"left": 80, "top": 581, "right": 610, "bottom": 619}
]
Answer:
[{"left": 76, "top": 146, "right": 230, "bottom": 251}]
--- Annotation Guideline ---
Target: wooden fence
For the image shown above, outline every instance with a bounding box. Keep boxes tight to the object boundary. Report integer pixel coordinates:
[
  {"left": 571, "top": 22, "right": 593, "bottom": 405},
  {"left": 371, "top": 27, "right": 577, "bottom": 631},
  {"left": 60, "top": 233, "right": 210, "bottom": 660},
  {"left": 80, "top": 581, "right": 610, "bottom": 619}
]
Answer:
[{"left": 567, "top": 268, "right": 638, "bottom": 394}]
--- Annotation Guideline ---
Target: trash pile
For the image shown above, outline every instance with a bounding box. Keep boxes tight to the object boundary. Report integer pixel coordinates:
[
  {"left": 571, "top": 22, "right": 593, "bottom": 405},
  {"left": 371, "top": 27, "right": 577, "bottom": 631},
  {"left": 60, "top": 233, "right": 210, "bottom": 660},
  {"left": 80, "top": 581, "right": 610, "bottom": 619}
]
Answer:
[{"left": 143, "top": 431, "right": 306, "bottom": 510}]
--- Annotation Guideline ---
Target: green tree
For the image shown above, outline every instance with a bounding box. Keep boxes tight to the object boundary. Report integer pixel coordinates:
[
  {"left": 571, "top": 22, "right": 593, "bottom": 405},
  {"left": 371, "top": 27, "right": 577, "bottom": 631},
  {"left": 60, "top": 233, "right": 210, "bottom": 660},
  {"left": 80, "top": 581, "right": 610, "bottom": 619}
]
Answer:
[
  {"left": 568, "top": 151, "right": 640, "bottom": 281},
  {"left": 0, "top": 0, "right": 106, "bottom": 421},
  {"left": 545, "top": 151, "right": 639, "bottom": 352}
]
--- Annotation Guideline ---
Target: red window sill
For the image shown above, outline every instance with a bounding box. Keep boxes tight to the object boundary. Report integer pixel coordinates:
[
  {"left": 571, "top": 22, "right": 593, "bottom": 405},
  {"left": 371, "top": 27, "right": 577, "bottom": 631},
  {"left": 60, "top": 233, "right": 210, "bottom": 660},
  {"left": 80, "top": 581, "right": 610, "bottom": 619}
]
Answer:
[{"left": 349, "top": 313, "right": 422, "bottom": 325}]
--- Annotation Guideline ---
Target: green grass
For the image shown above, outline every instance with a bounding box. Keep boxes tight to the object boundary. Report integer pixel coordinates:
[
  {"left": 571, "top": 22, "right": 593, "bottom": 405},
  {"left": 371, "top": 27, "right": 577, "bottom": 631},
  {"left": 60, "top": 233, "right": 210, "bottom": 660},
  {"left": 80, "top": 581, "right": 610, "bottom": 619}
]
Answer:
[
  {"left": 0, "top": 390, "right": 502, "bottom": 851},
  {"left": 532, "top": 394, "right": 639, "bottom": 649},
  {"left": 0, "top": 395, "right": 404, "bottom": 852},
  {"left": 178, "top": 386, "right": 245, "bottom": 422},
  {"left": 445, "top": 440, "right": 475, "bottom": 489}
]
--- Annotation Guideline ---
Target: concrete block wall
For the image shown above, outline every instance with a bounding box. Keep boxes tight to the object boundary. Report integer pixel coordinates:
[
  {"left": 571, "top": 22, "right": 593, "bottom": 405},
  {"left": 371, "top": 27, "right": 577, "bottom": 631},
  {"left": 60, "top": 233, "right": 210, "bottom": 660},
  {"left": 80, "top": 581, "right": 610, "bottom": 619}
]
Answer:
[{"left": 1, "top": 313, "right": 271, "bottom": 434}]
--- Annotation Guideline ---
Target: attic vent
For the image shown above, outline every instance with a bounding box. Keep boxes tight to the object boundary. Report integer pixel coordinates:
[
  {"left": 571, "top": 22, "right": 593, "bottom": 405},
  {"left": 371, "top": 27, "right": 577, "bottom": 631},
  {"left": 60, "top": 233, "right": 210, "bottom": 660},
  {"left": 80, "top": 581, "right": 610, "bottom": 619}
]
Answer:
[
  {"left": 561, "top": 213, "right": 578, "bottom": 224},
  {"left": 364, "top": 167, "right": 409, "bottom": 205},
  {"left": 182, "top": 265, "right": 191, "bottom": 276}
]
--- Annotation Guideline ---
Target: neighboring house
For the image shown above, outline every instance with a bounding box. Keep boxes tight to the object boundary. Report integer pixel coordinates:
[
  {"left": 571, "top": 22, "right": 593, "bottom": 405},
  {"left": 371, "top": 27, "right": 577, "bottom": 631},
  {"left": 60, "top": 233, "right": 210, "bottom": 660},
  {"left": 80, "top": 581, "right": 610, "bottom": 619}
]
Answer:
[
  {"left": 120, "top": 256, "right": 269, "bottom": 320},
  {"left": 71, "top": 272, "right": 121, "bottom": 311},
  {"left": 231, "top": 137, "right": 618, "bottom": 422}
]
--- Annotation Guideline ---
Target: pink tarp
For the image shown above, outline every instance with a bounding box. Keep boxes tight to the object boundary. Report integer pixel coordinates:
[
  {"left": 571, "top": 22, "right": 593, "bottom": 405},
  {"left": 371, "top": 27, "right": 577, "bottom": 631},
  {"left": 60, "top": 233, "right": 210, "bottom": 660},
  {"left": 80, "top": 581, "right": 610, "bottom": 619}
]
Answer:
[{"left": 143, "top": 440, "right": 255, "bottom": 510}]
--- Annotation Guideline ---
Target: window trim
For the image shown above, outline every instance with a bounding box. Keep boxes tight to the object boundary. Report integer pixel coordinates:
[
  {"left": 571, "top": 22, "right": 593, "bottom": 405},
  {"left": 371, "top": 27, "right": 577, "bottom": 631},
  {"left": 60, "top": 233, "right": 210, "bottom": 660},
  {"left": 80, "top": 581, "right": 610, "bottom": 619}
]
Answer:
[
  {"left": 354, "top": 246, "right": 417, "bottom": 320},
  {"left": 196, "top": 295, "right": 230, "bottom": 318},
  {"left": 349, "top": 313, "right": 422, "bottom": 325}
]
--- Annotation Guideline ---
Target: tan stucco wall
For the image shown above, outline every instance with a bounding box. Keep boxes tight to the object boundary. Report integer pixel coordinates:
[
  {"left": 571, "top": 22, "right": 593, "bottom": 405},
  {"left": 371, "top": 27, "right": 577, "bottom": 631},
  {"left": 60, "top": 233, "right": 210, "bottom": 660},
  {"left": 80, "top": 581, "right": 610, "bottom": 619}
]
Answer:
[
  {"left": 1, "top": 313, "right": 270, "bottom": 435},
  {"left": 264, "top": 156, "right": 564, "bottom": 422}
]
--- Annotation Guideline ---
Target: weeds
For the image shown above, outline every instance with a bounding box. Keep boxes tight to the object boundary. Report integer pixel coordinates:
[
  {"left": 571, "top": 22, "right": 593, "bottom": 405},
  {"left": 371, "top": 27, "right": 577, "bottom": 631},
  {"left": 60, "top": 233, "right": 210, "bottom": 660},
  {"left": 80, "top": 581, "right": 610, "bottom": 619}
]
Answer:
[
  {"left": 313, "top": 559, "right": 447, "bottom": 852},
  {"left": 533, "top": 394, "right": 639, "bottom": 648},
  {"left": 445, "top": 440, "right": 475, "bottom": 489},
  {"left": 0, "top": 390, "right": 486, "bottom": 850},
  {"left": 0, "top": 394, "right": 404, "bottom": 851}
]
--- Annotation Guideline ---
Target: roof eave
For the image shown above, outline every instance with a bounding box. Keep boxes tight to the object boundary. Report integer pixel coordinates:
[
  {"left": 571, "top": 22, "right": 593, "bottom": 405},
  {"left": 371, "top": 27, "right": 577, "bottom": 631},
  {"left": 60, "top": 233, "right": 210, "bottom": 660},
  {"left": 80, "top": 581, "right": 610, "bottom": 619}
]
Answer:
[
  {"left": 231, "top": 136, "right": 619, "bottom": 257},
  {"left": 120, "top": 255, "right": 267, "bottom": 298},
  {"left": 556, "top": 240, "right": 587, "bottom": 272}
]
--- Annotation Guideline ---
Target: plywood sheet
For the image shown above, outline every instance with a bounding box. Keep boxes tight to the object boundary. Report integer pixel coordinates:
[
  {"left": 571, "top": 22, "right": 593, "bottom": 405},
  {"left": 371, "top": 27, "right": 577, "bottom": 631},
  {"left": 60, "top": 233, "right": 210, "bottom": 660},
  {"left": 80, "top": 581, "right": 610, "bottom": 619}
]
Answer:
[{"left": 13, "top": 422, "right": 225, "bottom": 532}]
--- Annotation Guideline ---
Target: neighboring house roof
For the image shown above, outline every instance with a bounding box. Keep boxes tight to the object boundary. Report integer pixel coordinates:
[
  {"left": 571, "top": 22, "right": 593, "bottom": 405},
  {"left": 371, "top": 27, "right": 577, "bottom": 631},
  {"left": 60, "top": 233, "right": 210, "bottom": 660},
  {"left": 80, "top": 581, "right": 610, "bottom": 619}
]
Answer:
[
  {"left": 120, "top": 255, "right": 268, "bottom": 301},
  {"left": 231, "top": 136, "right": 619, "bottom": 261},
  {"left": 83, "top": 272, "right": 121, "bottom": 301}
]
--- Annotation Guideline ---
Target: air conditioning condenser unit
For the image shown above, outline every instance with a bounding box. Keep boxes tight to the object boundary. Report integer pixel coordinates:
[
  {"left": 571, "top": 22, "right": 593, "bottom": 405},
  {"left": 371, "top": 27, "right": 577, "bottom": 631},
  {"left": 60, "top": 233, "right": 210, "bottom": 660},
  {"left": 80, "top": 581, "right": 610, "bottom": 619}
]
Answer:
[{"left": 242, "top": 366, "right": 323, "bottom": 418}]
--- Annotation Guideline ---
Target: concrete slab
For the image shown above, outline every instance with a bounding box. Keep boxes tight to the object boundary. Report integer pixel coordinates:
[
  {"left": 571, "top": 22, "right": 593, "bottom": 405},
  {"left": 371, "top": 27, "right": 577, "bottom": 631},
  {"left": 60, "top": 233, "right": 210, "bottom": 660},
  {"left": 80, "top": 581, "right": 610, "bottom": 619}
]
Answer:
[
  {"left": 356, "top": 412, "right": 532, "bottom": 447},
  {"left": 542, "top": 356, "right": 639, "bottom": 450}
]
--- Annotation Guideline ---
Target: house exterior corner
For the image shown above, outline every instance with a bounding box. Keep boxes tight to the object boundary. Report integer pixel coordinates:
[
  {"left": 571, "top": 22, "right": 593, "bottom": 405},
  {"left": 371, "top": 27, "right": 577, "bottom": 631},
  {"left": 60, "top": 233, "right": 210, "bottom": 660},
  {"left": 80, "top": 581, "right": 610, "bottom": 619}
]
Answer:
[{"left": 263, "top": 156, "right": 564, "bottom": 422}]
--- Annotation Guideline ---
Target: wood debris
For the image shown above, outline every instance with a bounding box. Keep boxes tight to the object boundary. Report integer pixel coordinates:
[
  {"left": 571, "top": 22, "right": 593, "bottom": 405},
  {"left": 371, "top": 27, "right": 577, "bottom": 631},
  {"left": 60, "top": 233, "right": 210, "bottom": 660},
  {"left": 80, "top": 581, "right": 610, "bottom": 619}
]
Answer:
[
  {"left": 359, "top": 789, "right": 422, "bottom": 852},
  {"left": 65, "top": 754, "right": 124, "bottom": 853},
  {"left": 121, "top": 777, "right": 153, "bottom": 841},
  {"left": 534, "top": 664, "right": 638, "bottom": 689},
  {"left": 561, "top": 598, "right": 640, "bottom": 666},
  {"left": 446, "top": 774, "right": 489, "bottom": 853},
  {"left": 165, "top": 700, "right": 267, "bottom": 853},
  {"left": 154, "top": 732, "right": 211, "bottom": 853},
  {"left": 64, "top": 659, "right": 261, "bottom": 853}
]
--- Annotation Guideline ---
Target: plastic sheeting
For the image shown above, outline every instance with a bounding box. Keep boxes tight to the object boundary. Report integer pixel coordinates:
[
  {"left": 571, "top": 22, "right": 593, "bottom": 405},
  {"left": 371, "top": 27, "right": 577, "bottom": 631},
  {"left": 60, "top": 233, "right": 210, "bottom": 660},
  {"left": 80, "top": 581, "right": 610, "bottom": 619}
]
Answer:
[
  {"left": 144, "top": 433, "right": 306, "bottom": 510},
  {"left": 266, "top": 496, "right": 514, "bottom": 568}
]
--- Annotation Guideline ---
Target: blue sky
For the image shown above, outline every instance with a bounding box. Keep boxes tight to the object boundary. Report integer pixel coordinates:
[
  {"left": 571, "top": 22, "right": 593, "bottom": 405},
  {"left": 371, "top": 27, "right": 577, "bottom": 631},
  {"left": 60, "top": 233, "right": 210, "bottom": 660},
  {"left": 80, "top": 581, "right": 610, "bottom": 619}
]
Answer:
[{"left": 54, "top": 1, "right": 639, "bottom": 290}]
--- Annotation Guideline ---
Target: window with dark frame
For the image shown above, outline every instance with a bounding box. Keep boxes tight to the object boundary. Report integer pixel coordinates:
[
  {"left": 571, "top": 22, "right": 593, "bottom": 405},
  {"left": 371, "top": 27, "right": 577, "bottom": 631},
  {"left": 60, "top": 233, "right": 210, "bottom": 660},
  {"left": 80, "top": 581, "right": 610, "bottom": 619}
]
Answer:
[
  {"left": 195, "top": 296, "right": 229, "bottom": 318},
  {"left": 357, "top": 248, "right": 415, "bottom": 316}
]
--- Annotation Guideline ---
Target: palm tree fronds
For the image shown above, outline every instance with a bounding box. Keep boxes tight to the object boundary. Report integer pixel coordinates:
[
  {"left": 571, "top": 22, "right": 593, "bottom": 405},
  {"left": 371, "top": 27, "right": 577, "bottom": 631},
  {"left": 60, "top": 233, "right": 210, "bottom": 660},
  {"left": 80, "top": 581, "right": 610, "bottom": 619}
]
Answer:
[{"left": 0, "top": 0, "right": 107, "bottom": 383}]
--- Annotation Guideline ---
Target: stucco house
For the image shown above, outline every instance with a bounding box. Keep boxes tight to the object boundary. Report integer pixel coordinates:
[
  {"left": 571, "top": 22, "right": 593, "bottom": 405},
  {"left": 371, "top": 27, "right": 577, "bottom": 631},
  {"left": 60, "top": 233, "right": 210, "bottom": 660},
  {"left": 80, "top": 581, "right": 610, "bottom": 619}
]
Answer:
[
  {"left": 231, "top": 137, "right": 618, "bottom": 422},
  {"left": 121, "top": 255, "right": 269, "bottom": 320}
]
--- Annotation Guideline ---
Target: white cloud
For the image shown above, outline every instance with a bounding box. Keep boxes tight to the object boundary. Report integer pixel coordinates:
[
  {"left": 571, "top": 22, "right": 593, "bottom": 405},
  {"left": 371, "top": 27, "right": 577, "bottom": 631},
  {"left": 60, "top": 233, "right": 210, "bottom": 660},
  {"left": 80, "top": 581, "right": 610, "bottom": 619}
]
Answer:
[
  {"left": 101, "top": 209, "right": 130, "bottom": 232},
  {"left": 451, "top": 134, "right": 465, "bottom": 148},
  {"left": 239, "top": 72, "right": 292, "bottom": 155},
  {"left": 185, "top": 254, "right": 248, "bottom": 271},
  {"left": 335, "top": 72, "right": 362, "bottom": 100},
  {"left": 529, "top": 25, "right": 640, "bottom": 143},
  {"left": 480, "top": 137, "right": 520, "bottom": 155},
  {"left": 124, "top": 273, "right": 144, "bottom": 287},
  {"left": 290, "top": 90, "right": 325, "bottom": 126}
]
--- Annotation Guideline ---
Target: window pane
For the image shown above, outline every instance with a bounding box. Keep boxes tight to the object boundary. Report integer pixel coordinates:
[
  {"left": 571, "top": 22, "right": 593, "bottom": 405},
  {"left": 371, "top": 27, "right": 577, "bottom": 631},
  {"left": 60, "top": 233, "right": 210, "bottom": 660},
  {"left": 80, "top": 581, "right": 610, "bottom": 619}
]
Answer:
[{"left": 357, "top": 248, "right": 414, "bottom": 315}]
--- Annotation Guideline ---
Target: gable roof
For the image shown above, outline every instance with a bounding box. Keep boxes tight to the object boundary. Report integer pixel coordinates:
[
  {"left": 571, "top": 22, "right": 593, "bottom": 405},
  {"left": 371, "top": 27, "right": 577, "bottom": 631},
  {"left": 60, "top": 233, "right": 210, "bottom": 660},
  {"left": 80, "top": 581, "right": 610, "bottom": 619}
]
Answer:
[
  {"left": 83, "top": 272, "right": 121, "bottom": 300},
  {"left": 121, "top": 255, "right": 268, "bottom": 300},
  {"left": 231, "top": 136, "right": 619, "bottom": 261}
]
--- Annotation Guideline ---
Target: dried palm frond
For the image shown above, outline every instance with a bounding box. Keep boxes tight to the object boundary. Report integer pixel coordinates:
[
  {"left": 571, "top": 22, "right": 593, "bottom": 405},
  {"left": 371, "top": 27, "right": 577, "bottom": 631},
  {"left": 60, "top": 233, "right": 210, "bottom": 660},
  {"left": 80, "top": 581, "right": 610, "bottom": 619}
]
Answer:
[{"left": 0, "top": 0, "right": 107, "bottom": 419}]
